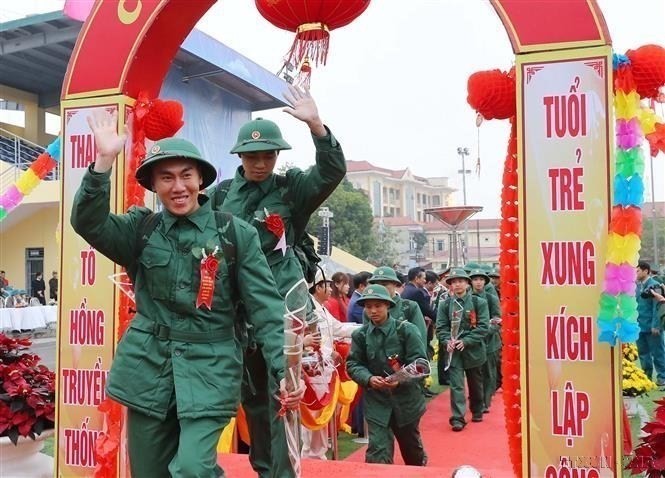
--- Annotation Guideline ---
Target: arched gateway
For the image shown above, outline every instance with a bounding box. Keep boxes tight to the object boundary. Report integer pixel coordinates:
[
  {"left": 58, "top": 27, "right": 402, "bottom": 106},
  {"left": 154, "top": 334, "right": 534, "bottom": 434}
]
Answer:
[{"left": 57, "top": 1, "right": 619, "bottom": 476}]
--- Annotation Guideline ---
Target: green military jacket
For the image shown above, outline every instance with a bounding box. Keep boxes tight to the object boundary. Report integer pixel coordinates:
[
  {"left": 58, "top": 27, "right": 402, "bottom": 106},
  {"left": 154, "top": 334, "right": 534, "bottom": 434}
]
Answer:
[
  {"left": 484, "top": 282, "right": 499, "bottom": 298},
  {"left": 472, "top": 289, "right": 502, "bottom": 354},
  {"left": 347, "top": 317, "right": 427, "bottom": 428},
  {"left": 71, "top": 167, "right": 285, "bottom": 420},
  {"left": 214, "top": 128, "right": 345, "bottom": 296},
  {"left": 436, "top": 292, "right": 489, "bottom": 369},
  {"left": 362, "top": 295, "right": 427, "bottom": 347}
]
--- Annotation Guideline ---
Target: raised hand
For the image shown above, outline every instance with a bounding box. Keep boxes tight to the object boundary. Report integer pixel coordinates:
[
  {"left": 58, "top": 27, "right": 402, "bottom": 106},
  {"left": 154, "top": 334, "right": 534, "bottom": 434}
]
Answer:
[
  {"left": 86, "top": 109, "right": 127, "bottom": 173},
  {"left": 282, "top": 85, "right": 326, "bottom": 137}
]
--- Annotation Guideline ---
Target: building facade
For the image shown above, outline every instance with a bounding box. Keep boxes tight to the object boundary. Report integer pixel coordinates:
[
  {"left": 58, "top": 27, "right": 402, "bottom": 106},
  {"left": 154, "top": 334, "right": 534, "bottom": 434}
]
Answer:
[{"left": 346, "top": 160, "right": 456, "bottom": 223}]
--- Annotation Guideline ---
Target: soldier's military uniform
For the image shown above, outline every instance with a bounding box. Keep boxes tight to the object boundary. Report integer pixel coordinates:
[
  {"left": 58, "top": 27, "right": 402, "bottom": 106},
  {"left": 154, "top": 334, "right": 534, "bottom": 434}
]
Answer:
[
  {"left": 210, "top": 118, "right": 345, "bottom": 477},
  {"left": 70, "top": 139, "right": 286, "bottom": 477},
  {"left": 436, "top": 268, "right": 489, "bottom": 431},
  {"left": 366, "top": 267, "right": 427, "bottom": 345},
  {"left": 469, "top": 269, "right": 502, "bottom": 412},
  {"left": 347, "top": 285, "right": 427, "bottom": 466}
]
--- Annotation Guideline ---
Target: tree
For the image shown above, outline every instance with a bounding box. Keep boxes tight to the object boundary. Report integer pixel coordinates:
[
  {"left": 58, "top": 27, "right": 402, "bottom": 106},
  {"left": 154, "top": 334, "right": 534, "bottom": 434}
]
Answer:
[
  {"left": 307, "top": 179, "right": 376, "bottom": 260},
  {"left": 365, "top": 223, "right": 399, "bottom": 266}
]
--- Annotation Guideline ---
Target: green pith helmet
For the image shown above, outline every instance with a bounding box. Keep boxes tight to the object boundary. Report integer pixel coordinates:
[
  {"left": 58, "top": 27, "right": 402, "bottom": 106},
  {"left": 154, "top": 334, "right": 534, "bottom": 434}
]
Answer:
[
  {"left": 357, "top": 284, "right": 396, "bottom": 308},
  {"left": 463, "top": 262, "right": 481, "bottom": 273},
  {"left": 229, "top": 118, "right": 292, "bottom": 154},
  {"left": 446, "top": 268, "right": 471, "bottom": 285},
  {"left": 488, "top": 268, "right": 500, "bottom": 278},
  {"left": 469, "top": 269, "right": 490, "bottom": 284},
  {"left": 368, "top": 266, "right": 401, "bottom": 285},
  {"left": 135, "top": 138, "right": 217, "bottom": 191}
]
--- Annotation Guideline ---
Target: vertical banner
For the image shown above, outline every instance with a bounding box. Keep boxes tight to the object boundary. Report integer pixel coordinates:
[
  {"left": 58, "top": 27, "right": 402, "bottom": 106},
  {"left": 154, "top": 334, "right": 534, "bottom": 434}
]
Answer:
[
  {"left": 517, "top": 46, "right": 621, "bottom": 476},
  {"left": 56, "top": 97, "right": 130, "bottom": 476}
]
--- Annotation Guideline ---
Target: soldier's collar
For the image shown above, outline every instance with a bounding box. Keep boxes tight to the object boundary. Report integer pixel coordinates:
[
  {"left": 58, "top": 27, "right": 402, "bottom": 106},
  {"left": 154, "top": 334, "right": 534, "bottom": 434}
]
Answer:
[
  {"left": 236, "top": 166, "right": 275, "bottom": 194},
  {"left": 161, "top": 196, "right": 212, "bottom": 233},
  {"left": 367, "top": 315, "right": 395, "bottom": 335}
]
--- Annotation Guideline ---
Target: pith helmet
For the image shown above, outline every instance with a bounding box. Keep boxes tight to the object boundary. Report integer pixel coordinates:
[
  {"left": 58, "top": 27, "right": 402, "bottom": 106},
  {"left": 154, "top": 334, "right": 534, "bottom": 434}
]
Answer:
[
  {"left": 463, "top": 262, "right": 481, "bottom": 273},
  {"left": 357, "top": 284, "right": 396, "bottom": 307},
  {"left": 136, "top": 138, "right": 217, "bottom": 191},
  {"left": 488, "top": 268, "right": 500, "bottom": 278},
  {"left": 368, "top": 266, "right": 401, "bottom": 285},
  {"left": 230, "top": 118, "right": 292, "bottom": 154},
  {"left": 445, "top": 268, "right": 471, "bottom": 285},
  {"left": 469, "top": 269, "right": 490, "bottom": 284}
]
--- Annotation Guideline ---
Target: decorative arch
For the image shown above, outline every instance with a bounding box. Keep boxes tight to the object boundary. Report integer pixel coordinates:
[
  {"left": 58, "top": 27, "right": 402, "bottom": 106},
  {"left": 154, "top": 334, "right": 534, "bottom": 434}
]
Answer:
[{"left": 57, "top": 1, "right": 615, "bottom": 477}]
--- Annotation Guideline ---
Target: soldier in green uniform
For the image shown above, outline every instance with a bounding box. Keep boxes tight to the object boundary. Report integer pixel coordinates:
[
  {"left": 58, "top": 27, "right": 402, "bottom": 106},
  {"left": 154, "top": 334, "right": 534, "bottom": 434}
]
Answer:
[
  {"left": 436, "top": 268, "right": 489, "bottom": 431},
  {"left": 209, "top": 85, "right": 345, "bottom": 478},
  {"left": 469, "top": 269, "right": 502, "bottom": 413},
  {"left": 71, "top": 110, "right": 303, "bottom": 477},
  {"left": 366, "top": 266, "right": 427, "bottom": 346},
  {"left": 346, "top": 285, "right": 428, "bottom": 466},
  {"left": 464, "top": 262, "right": 499, "bottom": 298}
]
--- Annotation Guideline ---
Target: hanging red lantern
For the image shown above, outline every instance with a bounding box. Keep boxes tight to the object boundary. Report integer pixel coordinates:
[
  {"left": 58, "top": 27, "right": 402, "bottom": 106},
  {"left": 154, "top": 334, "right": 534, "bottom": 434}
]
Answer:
[{"left": 255, "top": 0, "right": 371, "bottom": 74}]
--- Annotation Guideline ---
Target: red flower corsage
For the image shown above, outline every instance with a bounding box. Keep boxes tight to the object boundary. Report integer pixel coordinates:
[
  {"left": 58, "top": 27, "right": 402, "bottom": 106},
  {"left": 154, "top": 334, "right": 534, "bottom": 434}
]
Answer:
[
  {"left": 265, "top": 212, "right": 285, "bottom": 238},
  {"left": 387, "top": 354, "right": 402, "bottom": 372},
  {"left": 259, "top": 208, "right": 288, "bottom": 256},
  {"left": 469, "top": 310, "right": 477, "bottom": 328}
]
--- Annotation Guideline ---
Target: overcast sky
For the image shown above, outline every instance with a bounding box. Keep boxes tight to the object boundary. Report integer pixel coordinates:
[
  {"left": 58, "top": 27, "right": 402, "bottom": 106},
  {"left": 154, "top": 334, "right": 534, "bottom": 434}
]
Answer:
[{"left": 2, "top": 0, "right": 665, "bottom": 218}]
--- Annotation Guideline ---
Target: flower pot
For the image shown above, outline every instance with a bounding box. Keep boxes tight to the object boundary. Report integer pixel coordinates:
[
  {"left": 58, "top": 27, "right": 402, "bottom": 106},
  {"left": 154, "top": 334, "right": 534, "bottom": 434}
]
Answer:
[
  {"left": 623, "top": 396, "right": 640, "bottom": 418},
  {"left": 0, "top": 428, "right": 54, "bottom": 477}
]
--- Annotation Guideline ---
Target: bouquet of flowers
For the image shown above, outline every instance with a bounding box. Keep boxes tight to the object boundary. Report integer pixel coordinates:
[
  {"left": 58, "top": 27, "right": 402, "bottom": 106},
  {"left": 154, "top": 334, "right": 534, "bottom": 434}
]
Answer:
[{"left": 0, "top": 333, "right": 55, "bottom": 444}]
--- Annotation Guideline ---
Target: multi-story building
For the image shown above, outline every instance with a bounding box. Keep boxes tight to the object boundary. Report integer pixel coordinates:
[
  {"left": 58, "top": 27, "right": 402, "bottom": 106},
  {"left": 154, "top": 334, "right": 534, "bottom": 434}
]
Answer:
[
  {"left": 346, "top": 160, "right": 456, "bottom": 223},
  {"left": 345, "top": 159, "right": 500, "bottom": 270}
]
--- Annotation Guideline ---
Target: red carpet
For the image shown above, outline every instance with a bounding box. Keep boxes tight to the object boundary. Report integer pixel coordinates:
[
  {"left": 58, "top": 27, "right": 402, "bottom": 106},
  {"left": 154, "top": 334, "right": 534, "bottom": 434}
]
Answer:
[
  {"left": 217, "top": 390, "right": 513, "bottom": 477},
  {"left": 345, "top": 389, "right": 513, "bottom": 477},
  {"left": 218, "top": 454, "right": 449, "bottom": 476}
]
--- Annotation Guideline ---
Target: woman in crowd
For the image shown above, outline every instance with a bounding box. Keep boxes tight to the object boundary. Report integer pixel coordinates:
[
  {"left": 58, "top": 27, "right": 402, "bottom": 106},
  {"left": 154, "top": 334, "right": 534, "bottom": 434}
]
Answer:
[{"left": 325, "top": 271, "right": 350, "bottom": 322}]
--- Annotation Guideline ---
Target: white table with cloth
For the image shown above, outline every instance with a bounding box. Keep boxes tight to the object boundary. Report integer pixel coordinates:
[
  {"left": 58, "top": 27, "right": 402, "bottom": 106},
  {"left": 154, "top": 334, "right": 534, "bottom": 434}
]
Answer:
[{"left": 0, "top": 306, "right": 57, "bottom": 330}]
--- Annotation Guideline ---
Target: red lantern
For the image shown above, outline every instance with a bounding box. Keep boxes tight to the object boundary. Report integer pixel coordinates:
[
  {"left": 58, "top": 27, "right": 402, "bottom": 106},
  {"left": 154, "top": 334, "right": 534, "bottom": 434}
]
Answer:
[
  {"left": 255, "top": 0, "right": 371, "bottom": 74},
  {"left": 626, "top": 44, "right": 665, "bottom": 100}
]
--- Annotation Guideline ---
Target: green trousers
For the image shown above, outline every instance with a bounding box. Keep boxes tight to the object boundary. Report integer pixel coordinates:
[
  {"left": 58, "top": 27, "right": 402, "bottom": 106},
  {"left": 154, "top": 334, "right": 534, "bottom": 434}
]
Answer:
[
  {"left": 482, "top": 351, "right": 498, "bottom": 410},
  {"left": 241, "top": 348, "right": 294, "bottom": 478},
  {"left": 448, "top": 365, "right": 484, "bottom": 425},
  {"left": 127, "top": 406, "right": 228, "bottom": 478},
  {"left": 366, "top": 414, "right": 426, "bottom": 466}
]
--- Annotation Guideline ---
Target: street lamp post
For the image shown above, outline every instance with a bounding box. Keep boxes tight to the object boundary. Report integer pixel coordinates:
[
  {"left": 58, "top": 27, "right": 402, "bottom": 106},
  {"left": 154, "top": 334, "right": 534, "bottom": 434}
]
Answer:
[{"left": 457, "top": 147, "right": 471, "bottom": 262}]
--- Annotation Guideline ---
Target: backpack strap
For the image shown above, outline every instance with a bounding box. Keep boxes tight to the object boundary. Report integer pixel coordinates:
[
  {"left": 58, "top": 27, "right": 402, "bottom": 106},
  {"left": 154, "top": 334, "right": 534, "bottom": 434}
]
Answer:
[
  {"left": 211, "top": 179, "right": 234, "bottom": 209},
  {"left": 128, "top": 212, "right": 163, "bottom": 283}
]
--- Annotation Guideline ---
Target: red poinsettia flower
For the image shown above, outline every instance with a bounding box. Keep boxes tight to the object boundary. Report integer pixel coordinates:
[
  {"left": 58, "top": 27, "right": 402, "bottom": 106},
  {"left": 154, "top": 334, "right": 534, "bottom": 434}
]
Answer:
[
  {"left": 0, "top": 333, "right": 56, "bottom": 442},
  {"left": 265, "top": 213, "right": 285, "bottom": 238}
]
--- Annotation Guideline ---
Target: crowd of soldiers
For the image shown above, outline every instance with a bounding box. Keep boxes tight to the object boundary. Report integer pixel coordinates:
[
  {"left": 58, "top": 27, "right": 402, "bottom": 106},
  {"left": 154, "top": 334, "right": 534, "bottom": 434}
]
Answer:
[{"left": 71, "top": 85, "right": 503, "bottom": 476}]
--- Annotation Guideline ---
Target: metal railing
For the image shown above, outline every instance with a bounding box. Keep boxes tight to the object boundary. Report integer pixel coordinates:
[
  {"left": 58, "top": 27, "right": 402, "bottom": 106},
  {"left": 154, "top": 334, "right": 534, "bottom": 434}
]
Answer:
[{"left": 0, "top": 128, "right": 59, "bottom": 192}]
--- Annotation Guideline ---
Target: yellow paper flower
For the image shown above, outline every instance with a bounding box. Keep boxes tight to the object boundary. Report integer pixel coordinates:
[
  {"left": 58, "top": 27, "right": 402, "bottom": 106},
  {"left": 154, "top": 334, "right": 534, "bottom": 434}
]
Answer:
[{"left": 614, "top": 90, "right": 641, "bottom": 120}]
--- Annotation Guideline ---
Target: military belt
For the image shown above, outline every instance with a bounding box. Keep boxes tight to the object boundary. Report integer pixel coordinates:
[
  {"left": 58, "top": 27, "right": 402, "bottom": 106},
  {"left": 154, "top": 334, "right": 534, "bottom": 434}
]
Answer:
[{"left": 130, "top": 314, "right": 233, "bottom": 343}]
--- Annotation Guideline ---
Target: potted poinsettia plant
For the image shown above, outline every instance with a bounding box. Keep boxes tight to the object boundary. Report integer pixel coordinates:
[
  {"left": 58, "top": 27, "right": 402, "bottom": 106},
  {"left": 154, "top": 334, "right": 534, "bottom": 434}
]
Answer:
[{"left": 0, "top": 333, "right": 55, "bottom": 445}]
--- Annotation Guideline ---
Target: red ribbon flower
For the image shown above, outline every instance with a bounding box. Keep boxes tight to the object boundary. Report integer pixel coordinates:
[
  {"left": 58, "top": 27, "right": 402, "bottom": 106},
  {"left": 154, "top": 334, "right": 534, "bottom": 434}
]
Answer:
[
  {"left": 204, "top": 256, "right": 219, "bottom": 274},
  {"left": 469, "top": 310, "right": 477, "bottom": 328},
  {"left": 265, "top": 213, "right": 285, "bottom": 238}
]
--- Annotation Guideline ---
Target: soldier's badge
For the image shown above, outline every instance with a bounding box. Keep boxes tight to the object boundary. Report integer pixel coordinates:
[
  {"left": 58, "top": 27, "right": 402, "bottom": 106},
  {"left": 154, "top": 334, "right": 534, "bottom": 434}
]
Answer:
[{"left": 251, "top": 130, "right": 261, "bottom": 140}]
